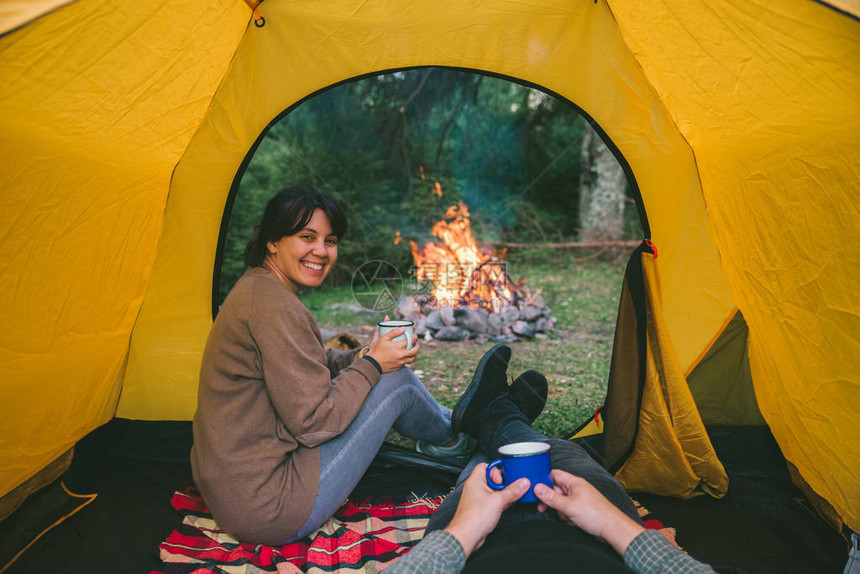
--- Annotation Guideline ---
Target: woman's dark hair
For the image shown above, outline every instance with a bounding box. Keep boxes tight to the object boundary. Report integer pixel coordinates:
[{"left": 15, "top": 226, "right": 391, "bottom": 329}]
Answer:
[{"left": 243, "top": 184, "right": 348, "bottom": 267}]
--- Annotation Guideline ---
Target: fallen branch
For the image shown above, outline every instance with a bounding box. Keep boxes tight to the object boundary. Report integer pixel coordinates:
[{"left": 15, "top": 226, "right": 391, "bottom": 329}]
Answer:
[
  {"left": 490, "top": 240, "right": 641, "bottom": 249},
  {"left": 524, "top": 288, "right": 543, "bottom": 307}
]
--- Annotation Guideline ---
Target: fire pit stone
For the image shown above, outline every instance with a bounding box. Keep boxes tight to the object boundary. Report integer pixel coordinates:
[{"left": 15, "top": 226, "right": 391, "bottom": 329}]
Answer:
[
  {"left": 512, "top": 320, "right": 537, "bottom": 338},
  {"left": 454, "top": 308, "right": 488, "bottom": 334},
  {"left": 414, "top": 316, "right": 428, "bottom": 337},
  {"left": 536, "top": 317, "right": 557, "bottom": 333},
  {"left": 394, "top": 300, "right": 556, "bottom": 343},
  {"left": 396, "top": 296, "right": 417, "bottom": 320},
  {"left": 522, "top": 306, "right": 544, "bottom": 322},
  {"left": 439, "top": 306, "right": 456, "bottom": 326},
  {"left": 424, "top": 310, "right": 445, "bottom": 332},
  {"left": 487, "top": 313, "right": 502, "bottom": 336},
  {"left": 499, "top": 306, "right": 519, "bottom": 326},
  {"left": 434, "top": 325, "right": 471, "bottom": 341}
]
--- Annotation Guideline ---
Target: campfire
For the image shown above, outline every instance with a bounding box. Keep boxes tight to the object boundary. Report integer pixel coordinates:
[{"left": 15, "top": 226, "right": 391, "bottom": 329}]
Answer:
[
  {"left": 394, "top": 187, "right": 556, "bottom": 343},
  {"left": 410, "top": 202, "right": 512, "bottom": 313}
]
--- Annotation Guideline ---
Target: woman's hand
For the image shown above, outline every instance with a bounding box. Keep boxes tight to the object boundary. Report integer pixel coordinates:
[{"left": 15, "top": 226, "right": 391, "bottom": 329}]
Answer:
[
  {"left": 365, "top": 327, "right": 420, "bottom": 373},
  {"left": 444, "top": 463, "right": 529, "bottom": 557},
  {"left": 534, "top": 469, "right": 644, "bottom": 557}
]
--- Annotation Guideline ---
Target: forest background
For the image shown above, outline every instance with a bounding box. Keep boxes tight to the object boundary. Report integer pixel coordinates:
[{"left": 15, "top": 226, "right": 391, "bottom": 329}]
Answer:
[{"left": 218, "top": 67, "right": 643, "bottom": 438}]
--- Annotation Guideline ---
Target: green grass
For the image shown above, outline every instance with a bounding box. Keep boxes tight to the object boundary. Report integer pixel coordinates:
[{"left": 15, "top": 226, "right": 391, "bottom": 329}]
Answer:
[
  {"left": 300, "top": 284, "right": 379, "bottom": 326},
  {"left": 299, "top": 252, "right": 626, "bottom": 444}
]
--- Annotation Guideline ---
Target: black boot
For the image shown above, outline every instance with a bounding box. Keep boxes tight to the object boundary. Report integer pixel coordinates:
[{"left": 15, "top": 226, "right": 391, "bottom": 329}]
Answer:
[
  {"left": 452, "top": 344, "right": 511, "bottom": 436},
  {"left": 509, "top": 370, "right": 548, "bottom": 423}
]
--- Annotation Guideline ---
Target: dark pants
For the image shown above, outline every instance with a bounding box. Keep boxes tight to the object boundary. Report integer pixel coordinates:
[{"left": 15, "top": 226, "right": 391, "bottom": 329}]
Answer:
[{"left": 426, "top": 396, "right": 642, "bottom": 535}]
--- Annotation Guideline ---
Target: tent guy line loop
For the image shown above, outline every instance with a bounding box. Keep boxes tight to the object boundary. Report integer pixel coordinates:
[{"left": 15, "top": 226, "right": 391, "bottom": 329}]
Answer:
[
  {"left": 243, "top": 0, "right": 265, "bottom": 27},
  {"left": 643, "top": 239, "right": 657, "bottom": 258}
]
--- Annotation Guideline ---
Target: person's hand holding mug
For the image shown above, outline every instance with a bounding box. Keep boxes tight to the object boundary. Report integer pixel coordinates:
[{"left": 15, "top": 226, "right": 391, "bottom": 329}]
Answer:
[
  {"left": 444, "top": 463, "right": 530, "bottom": 557},
  {"left": 485, "top": 441, "right": 551, "bottom": 503},
  {"left": 534, "top": 469, "right": 645, "bottom": 557},
  {"left": 366, "top": 317, "right": 419, "bottom": 372}
]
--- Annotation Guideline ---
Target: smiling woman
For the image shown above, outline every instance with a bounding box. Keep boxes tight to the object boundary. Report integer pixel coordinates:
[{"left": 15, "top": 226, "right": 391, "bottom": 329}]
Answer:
[
  {"left": 191, "top": 184, "right": 470, "bottom": 545},
  {"left": 253, "top": 190, "right": 342, "bottom": 293},
  {"left": 265, "top": 217, "right": 337, "bottom": 291}
]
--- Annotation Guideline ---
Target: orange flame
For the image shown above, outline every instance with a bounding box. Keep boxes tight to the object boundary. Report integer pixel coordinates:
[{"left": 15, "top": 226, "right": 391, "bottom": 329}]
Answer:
[
  {"left": 433, "top": 182, "right": 443, "bottom": 198},
  {"left": 410, "top": 200, "right": 512, "bottom": 312},
  {"left": 394, "top": 231, "right": 402, "bottom": 245}
]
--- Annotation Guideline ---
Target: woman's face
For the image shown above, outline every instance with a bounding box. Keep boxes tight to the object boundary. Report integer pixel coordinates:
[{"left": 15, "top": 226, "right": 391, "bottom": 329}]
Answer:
[{"left": 266, "top": 209, "right": 338, "bottom": 293}]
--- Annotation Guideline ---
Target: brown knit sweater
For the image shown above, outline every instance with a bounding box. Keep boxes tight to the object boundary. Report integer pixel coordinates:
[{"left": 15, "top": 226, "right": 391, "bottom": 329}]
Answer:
[{"left": 191, "top": 267, "right": 380, "bottom": 544}]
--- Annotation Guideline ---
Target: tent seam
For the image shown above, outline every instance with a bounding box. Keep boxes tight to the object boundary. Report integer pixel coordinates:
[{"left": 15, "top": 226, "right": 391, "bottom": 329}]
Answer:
[
  {"left": 683, "top": 307, "right": 740, "bottom": 378},
  {"left": 602, "top": 0, "right": 737, "bottom": 373},
  {"left": 0, "top": 0, "right": 79, "bottom": 40},
  {"left": 0, "top": 482, "right": 97, "bottom": 573},
  {"left": 116, "top": 5, "right": 255, "bottom": 417}
]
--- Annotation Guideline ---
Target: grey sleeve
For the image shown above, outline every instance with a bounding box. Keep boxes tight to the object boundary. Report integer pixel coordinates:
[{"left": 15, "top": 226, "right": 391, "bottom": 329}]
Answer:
[
  {"left": 383, "top": 530, "right": 466, "bottom": 574},
  {"left": 625, "top": 529, "right": 717, "bottom": 574}
]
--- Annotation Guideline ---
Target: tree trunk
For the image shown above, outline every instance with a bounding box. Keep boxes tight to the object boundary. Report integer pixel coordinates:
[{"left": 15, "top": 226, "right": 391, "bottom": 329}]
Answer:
[{"left": 578, "top": 123, "right": 627, "bottom": 243}]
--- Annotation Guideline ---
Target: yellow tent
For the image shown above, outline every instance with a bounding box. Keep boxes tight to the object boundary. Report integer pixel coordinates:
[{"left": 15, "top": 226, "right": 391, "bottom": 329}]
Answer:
[{"left": 1, "top": 0, "right": 858, "bottom": 534}]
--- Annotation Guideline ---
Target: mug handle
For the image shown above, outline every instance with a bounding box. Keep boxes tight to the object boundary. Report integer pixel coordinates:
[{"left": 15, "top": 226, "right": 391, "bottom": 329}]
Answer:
[{"left": 486, "top": 459, "right": 505, "bottom": 491}]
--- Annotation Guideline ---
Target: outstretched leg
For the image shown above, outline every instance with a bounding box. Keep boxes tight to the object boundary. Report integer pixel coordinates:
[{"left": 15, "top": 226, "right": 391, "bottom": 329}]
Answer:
[
  {"left": 289, "top": 367, "right": 452, "bottom": 541},
  {"left": 426, "top": 395, "right": 641, "bottom": 534}
]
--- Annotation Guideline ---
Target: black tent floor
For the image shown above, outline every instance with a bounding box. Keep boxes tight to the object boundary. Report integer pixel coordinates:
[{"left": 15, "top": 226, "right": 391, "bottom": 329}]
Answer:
[
  {"left": 632, "top": 427, "right": 846, "bottom": 573},
  {"left": 0, "top": 420, "right": 847, "bottom": 574}
]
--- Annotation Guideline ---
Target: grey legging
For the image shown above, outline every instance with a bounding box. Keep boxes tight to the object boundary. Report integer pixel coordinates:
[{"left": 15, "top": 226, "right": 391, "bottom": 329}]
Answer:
[{"left": 288, "top": 366, "right": 453, "bottom": 541}]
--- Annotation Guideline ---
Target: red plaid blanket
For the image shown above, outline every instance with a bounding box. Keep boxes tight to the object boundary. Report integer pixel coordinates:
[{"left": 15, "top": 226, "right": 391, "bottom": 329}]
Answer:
[
  {"left": 153, "top": 489, "right": 675, "bottom": 574},
  {"left": 153, "top": 488, "right": 444, "bottom": 574},
  {"left": 633, "top": 499, "right": 678, "bottom": 547}
]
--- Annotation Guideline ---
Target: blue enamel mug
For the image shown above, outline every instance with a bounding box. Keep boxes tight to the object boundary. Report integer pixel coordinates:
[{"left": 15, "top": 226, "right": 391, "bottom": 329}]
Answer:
[{"left": 486, "top": 441, "right": 552, "bottom": 503}]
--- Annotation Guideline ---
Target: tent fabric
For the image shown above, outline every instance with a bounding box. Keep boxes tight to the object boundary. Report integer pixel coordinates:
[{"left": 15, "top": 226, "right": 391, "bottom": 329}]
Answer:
[
  {"left": 815, "top": 0, "right": 860, "bottom": 19},
  {"left": 602, "top": 242, "right": 649, "bottom": 472},
  {"left": 0, "top": 448, "right": 73, "bottom": 524},
  {"left": 0, "top": 0, "right": 858, "bottom": 533},
  {"left": 687, "top": 310, "right": 765, "bottom": 426},
  {"left": 0, "top": 0, "right": 249, "bottom": 503},
  {"left": 0, "top": 0, "right": 76, "bottom": 37},
  {"left": 116, "top": 0, "right": 730, "bottom": 422},
  {"left": 606, "top": 0, "right": 860, "bottom": 529},
  {"left": 607, "top": 250, "right": 729, "bottom": 499},
  {"left": 0, "top": 478, "right": 95, "bottom": 572}
]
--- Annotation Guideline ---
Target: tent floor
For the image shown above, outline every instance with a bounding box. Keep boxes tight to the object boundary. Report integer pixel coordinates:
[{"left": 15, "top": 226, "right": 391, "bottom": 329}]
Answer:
[{"left": 0, "top": 420, "right": 847, "bottom": 573}]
